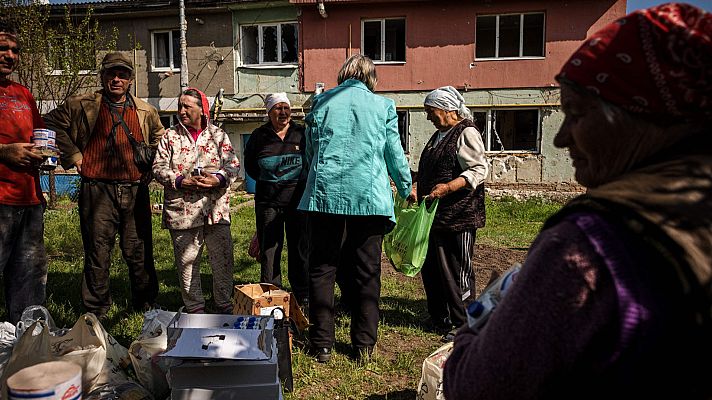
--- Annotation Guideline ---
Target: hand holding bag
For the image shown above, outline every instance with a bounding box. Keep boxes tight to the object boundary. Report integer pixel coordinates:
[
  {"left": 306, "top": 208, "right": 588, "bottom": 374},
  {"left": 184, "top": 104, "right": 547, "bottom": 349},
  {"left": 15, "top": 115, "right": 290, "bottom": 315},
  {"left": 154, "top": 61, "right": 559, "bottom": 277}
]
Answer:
[{"left": 383, "top": 194, "right": 439, "bottom": 277}]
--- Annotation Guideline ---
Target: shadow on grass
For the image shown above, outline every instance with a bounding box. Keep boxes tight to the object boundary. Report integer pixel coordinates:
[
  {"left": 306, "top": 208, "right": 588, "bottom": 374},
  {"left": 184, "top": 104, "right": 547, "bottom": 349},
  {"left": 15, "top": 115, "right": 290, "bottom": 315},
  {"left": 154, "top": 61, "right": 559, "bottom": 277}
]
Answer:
[
  {"left": 365, "top": 389, "right": 417, "bottom": 399},
  {"left": 380, "top": 296, "right": 430, "bottom": 329}
]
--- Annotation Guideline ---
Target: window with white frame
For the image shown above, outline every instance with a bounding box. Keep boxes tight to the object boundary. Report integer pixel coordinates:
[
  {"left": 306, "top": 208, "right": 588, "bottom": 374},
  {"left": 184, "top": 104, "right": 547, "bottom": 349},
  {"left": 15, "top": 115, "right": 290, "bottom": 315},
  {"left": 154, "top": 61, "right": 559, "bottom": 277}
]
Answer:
[
  {"left": 152, "top": 30, "right": 180, "bottom": 71},
  {"left": 470, "top": 108, "right": 541, "bottom": 152},
  {"left": 240, "top": 22, "right": 298, "bottom": 65},
  {"left": 475, "top": 12, "right": 545, "bottom": 59},
  {"left": 362, "top": 18, "right": 405, "bottom": 62}
]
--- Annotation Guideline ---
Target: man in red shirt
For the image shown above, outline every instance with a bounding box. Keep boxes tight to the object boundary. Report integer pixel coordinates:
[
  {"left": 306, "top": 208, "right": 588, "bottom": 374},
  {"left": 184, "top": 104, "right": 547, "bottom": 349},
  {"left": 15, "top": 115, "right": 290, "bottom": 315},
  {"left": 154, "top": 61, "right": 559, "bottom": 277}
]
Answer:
[{"left": 0, "top": 20, "right": 48, "bottom": 324}]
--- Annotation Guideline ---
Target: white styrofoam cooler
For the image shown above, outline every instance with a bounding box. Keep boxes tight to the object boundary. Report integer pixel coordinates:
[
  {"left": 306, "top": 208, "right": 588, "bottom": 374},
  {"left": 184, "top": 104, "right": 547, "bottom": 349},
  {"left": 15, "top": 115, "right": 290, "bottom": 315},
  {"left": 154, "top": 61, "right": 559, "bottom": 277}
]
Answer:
[{"left": 162, "top": 312, "right": 275, "bottom": 360}]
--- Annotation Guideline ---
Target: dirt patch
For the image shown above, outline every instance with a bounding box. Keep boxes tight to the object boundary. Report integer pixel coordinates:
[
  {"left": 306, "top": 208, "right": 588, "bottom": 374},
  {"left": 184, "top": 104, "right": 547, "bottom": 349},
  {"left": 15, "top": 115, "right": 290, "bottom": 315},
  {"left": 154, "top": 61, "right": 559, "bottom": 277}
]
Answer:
[
  {"left": 355, "top": 244, "right": 528, "bottom": 399},
  {"left": 471, "top": 244, "right": 527, "bottom": 295},
  {"left": 382, "top": 243, "right": 527, "bottom": 296}
]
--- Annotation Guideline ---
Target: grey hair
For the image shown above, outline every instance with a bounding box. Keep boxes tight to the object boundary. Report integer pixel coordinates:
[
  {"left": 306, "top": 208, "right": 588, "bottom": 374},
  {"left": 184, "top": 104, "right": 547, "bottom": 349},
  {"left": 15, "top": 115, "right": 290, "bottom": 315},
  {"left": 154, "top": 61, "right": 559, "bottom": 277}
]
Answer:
[
  {"left": 337, "top": 54, "right": 377, "bottom": 92},
  {"left": 180, "top": 88, "right": 203, "bottom": 111}
]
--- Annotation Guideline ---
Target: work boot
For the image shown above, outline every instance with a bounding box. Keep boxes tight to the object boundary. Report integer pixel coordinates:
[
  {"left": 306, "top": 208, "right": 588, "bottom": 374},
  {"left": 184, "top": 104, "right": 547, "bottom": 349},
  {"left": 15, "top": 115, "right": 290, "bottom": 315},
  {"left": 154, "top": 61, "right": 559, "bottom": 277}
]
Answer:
[{"left": 311, "top": 347, "right": 332, "bottom": 363}]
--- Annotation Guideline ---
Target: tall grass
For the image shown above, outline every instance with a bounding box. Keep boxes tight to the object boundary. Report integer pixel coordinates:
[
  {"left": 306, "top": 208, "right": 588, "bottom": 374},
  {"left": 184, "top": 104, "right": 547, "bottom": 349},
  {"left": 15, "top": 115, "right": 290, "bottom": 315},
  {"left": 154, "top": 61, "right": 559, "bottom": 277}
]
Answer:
[{"left": 0, "top": 195, "right": 562, "bottom": 399}]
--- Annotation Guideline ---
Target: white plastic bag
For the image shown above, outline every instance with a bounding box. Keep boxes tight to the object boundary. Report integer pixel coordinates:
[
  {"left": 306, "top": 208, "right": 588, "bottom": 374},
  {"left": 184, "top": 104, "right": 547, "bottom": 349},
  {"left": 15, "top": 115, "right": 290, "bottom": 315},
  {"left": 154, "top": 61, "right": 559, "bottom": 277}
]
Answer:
[
  {"left": 128, "top": 309, "right": 176, "bottom": 399},
  {"left": 467, "top": 263, "right": 521, "bottom": 331},
  {"left": 416, "top": 342, "right": 453, "bottom": 400},
  {"left": 0, "top": 322, "right": 16, "bottom": 379},
  {"left": 1, "top": 313, "right": 134, "bottom": 397}
]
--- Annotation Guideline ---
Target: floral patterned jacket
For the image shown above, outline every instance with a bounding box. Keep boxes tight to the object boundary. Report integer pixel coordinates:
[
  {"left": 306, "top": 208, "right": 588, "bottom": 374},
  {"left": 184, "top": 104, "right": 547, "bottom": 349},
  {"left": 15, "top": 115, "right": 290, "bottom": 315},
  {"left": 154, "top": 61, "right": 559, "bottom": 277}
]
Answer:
[{"left": 153, "top": 122, "right": 240, "bottom": 230}]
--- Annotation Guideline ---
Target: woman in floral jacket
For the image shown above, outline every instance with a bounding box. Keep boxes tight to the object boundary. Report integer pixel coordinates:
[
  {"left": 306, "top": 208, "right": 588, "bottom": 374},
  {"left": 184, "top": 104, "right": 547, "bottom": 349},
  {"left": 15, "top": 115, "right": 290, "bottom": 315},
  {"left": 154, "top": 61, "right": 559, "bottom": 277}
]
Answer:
[{"left": 152, "top": 88, "right": 240, "bottom": 314}]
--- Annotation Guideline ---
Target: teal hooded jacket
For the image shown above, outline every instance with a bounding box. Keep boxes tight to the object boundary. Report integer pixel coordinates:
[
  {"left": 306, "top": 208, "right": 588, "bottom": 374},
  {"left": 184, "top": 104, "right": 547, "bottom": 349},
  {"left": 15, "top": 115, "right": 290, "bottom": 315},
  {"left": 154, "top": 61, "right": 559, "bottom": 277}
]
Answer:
[{"left": 298, "top": 79, "right": 412, "bottom": 221}]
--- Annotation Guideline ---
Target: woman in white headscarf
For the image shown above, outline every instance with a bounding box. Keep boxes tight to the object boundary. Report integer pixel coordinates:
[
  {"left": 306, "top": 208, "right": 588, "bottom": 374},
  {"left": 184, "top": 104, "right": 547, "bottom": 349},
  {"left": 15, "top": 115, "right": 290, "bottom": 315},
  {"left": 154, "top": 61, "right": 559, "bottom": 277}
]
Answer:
[
  {"left": 408, "top": 86, "right": 488, "bottom": 342},
  {"left": 244, "top": 93, "right": 309, "bottom": 308}
]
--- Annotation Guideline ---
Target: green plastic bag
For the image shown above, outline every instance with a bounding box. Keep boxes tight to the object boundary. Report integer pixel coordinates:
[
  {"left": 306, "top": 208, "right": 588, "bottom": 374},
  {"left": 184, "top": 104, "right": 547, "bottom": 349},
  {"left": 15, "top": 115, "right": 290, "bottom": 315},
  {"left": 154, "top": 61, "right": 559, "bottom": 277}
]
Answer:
[{"left": 384, "top": 194, "right": 438, "bottom": 277}]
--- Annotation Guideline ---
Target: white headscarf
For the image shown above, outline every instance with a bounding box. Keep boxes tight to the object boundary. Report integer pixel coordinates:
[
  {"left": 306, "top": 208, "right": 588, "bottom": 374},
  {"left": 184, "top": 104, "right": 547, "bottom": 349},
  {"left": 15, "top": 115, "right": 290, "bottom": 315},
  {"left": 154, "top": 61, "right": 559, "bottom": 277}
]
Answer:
[
  {"left": 264, "top": 92, "right": 291, "bottom": 112},
  {"left": 424, "top": 86, "right": 472, "bottom": 120}
]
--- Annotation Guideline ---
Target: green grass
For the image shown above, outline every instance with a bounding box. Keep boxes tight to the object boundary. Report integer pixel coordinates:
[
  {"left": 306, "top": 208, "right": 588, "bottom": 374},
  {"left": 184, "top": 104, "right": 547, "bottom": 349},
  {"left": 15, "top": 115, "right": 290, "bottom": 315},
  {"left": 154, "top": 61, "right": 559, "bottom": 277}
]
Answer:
[
  {"left": 0, "top": 194, "right": 562, "bottom": 399},
  {"left": 478, "top": 196, "right": 565, "bottom": 249}
]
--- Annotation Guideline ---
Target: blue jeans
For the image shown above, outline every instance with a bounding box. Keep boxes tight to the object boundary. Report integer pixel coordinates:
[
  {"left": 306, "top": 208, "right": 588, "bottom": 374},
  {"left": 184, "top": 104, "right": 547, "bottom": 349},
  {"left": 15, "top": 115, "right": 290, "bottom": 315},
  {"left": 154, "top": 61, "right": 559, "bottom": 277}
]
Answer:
[{"left": 0, "top": 204, "right": 48, "bottom": 324}]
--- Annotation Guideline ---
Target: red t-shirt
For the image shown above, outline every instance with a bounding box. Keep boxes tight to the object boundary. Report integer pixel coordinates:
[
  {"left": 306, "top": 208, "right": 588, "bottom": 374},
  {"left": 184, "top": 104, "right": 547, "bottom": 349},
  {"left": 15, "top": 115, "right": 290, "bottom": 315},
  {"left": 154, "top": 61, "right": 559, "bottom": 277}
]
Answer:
[{"left": 0, "top": 80, "right": 44, "bottom": 206}]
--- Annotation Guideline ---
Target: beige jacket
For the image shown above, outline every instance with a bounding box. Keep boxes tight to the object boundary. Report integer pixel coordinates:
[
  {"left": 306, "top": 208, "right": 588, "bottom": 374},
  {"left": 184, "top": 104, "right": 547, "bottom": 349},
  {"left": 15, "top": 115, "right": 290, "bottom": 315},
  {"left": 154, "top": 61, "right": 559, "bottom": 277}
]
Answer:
[{"left": 44, "top": 91, "right": 164, "bottom": 169}]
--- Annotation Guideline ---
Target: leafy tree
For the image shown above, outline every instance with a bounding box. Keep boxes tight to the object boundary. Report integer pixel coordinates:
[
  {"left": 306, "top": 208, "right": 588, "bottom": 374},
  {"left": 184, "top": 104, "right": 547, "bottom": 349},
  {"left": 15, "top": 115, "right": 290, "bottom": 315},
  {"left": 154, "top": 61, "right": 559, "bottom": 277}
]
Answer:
[
  {"left": 1, "top": 0, "right": 119, "bottom": 208},
  {"left": 0, "top": 0, "right": 118, "bottom": 111}
]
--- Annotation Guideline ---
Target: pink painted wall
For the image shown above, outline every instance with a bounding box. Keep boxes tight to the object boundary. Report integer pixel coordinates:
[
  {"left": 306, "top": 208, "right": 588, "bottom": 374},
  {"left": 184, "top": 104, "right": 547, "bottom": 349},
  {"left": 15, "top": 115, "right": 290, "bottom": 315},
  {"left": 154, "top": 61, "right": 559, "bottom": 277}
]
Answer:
[{"left": 299, "top": 0, "right": 626, "bottom": 92}]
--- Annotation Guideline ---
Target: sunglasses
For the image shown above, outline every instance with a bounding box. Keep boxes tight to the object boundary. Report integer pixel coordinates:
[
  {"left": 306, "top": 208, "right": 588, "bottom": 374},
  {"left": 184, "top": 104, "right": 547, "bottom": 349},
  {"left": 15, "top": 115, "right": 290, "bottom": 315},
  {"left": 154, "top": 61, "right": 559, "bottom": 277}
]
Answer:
[
  {"left": 103, "top": 69, "right": 131, "bottom": 80},
  {"left": 0, "top": 45, "right": 21, "bottom": 55}
]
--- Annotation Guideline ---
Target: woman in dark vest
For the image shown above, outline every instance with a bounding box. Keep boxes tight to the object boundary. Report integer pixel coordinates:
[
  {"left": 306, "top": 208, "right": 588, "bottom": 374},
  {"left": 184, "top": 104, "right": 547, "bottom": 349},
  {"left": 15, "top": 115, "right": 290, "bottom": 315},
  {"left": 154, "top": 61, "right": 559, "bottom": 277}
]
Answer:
[{"left": 409, "top": 86, "right": 488, "bottom": 342}]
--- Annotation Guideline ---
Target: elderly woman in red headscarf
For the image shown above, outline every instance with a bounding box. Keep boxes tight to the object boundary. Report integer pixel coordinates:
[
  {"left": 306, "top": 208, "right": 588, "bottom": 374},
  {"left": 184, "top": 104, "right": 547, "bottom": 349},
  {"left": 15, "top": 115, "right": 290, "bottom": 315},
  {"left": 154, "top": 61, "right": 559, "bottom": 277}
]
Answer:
[
  {"left": 443, "top": 3, "right": 712, "bottom": 399},
  {"left": 153, "top": 88, "right": 241, "bottom": 314}
]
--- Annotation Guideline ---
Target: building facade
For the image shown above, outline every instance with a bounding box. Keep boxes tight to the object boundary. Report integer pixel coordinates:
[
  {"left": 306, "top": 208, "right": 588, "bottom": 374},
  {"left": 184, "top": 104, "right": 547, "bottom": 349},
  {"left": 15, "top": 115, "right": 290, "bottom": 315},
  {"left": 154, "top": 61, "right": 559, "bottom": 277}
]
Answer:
[{"left": 46, "top": 0, "right": 627, "bottom": 186}]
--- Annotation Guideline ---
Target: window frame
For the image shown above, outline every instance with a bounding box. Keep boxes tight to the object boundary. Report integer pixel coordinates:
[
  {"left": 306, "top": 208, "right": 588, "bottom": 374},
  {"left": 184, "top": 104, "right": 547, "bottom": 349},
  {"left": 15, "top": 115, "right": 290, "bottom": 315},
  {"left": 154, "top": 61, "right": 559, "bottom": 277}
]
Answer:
[
  {"left": 159, "top": 114, "right": 177, "bottom": 129},
  {"left": 238, "top": 21, "right": 299, "bottom": 67},
  {"left": 474, "top": 12, "right": 545, "bottom": 61},
  {"left": 151, "top": 29, "right": 181, "bottom": 72},
  {"left": 472, "top": 108, "right": 542, "bottom": 153},
  {"left": 361, "top": 17, "right": 406, "bottom": 64}
]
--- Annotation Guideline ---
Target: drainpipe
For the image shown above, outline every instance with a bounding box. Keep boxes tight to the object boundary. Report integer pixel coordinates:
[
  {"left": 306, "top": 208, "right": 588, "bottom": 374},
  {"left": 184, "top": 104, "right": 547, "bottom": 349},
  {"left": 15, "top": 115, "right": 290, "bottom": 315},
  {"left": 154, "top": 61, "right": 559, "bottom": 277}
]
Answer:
[{"left": 317, "top": 0, "right": 327, "bottom": 18}]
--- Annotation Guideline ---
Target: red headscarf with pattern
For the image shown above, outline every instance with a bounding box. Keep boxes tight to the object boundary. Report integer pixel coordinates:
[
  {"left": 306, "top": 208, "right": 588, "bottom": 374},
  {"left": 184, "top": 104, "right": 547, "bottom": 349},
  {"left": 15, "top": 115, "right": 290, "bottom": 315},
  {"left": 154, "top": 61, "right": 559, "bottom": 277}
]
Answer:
[
  {"left": 184, "top": 87, "right": 210, "bottom": 130},
  {"left": 556, "top": 3, "right": 712, "bottom": 124}
]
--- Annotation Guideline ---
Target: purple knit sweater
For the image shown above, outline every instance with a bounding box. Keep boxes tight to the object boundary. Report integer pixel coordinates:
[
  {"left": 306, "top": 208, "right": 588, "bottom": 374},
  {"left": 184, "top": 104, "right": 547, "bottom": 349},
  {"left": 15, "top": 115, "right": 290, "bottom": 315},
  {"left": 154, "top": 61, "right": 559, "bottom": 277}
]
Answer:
[{"left": 443, "top": 212, "right": 709, "bottom": 399}]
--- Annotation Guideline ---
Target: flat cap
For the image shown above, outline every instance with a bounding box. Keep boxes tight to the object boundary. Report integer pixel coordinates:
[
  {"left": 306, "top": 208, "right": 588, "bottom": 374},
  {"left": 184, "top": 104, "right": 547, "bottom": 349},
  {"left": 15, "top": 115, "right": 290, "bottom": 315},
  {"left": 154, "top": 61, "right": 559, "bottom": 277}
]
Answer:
[{"left": 101, "top": 52, "right": 133, "bottom": 72}]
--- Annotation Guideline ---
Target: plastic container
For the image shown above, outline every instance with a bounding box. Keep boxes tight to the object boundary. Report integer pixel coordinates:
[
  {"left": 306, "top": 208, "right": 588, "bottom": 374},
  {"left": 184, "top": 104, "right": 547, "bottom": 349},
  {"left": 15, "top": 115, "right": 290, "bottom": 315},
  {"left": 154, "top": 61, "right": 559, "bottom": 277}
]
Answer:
[
  {"left": 467, "top": 263, "right": 521, "bottom": 331},
  {"left": 7, "top": 361, "right": 81, "bottom": 400}
]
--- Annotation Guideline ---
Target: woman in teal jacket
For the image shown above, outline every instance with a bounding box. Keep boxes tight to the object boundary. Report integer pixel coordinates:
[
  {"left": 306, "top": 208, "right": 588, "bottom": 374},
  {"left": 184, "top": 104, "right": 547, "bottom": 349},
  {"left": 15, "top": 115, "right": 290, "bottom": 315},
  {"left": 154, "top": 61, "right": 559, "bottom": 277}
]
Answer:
[{"left": 299, "top": 54, "right": 412, "bottom": 363}]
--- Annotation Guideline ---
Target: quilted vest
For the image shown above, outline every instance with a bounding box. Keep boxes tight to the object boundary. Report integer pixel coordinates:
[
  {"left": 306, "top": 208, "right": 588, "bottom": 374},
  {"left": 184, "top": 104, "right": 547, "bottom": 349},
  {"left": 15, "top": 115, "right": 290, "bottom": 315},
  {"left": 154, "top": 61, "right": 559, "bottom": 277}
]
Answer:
[{"left": 417, "top": 119, "right": 485, "bottom": 232}]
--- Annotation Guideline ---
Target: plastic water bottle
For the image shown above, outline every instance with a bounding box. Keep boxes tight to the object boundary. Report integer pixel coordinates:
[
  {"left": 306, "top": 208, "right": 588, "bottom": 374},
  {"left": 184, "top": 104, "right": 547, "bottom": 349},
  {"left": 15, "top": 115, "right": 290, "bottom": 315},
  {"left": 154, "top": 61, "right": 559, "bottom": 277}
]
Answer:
[{"left": 467, "top": 263, "right": 521, "bottom": 331}]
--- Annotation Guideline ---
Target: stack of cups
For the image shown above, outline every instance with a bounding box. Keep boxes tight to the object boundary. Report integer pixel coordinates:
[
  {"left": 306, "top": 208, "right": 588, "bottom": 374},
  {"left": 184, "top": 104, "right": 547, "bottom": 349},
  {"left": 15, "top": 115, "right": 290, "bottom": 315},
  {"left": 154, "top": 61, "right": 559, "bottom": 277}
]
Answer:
[{"left": 31, "top": 129, "right": 59, "bottom": 170}]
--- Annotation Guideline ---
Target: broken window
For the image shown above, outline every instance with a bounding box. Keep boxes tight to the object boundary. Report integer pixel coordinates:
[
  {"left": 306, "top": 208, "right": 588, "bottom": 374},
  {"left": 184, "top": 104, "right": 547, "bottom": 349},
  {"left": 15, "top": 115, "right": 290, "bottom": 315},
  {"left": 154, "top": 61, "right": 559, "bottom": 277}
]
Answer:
[
  {"left": 489, "top": 109, "right": 540, "bottom": 152},
  {"left": 240, "top": 22, "right": 298, "bottom": 65},
  {"left": 475, "top": 12, "right": 545, "bottom": 59},
  {"left": 152, "top": 29, "right": 181, "bottom": 70},
  {"left": 362, "top": 18, "right": 405, "bottom": 62}
]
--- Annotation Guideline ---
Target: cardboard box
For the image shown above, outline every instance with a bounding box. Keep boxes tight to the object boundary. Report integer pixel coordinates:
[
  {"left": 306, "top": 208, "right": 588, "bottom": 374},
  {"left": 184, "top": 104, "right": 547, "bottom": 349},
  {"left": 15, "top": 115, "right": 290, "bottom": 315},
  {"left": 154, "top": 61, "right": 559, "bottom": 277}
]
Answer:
[
  {"left": 162, "top": 312, "right": 275, "bottom": 361},
  {"left": 233, "top": 283, "right": 290, "bottom": 319}
]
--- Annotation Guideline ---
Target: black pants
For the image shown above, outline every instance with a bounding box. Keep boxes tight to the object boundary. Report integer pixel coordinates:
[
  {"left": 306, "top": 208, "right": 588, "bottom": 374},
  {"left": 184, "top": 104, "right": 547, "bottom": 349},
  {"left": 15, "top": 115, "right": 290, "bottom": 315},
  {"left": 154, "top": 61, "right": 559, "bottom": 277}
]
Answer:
[
  {"left": 256, "top": 204, "right": 309, "bottom": 303},
  {"left": 307, "top": 212, "right": 391, "bottom": 350},
  {"left": 79, "top": 180, "right": 158, "bottom": 315},
  {"left": 421, "top": 228, "right": 476, "bottom": 328},
  {"left": 0, "top": 204, "right": 47, "bottom": 324}
]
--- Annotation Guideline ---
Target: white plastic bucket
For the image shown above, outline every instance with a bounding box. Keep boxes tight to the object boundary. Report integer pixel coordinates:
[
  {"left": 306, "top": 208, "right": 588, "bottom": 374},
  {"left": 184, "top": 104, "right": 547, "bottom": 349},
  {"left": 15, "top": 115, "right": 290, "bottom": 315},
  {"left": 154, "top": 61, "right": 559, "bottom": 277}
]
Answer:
[{"left": 7, "top": 361, "right": 82, "bottom": 400}]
